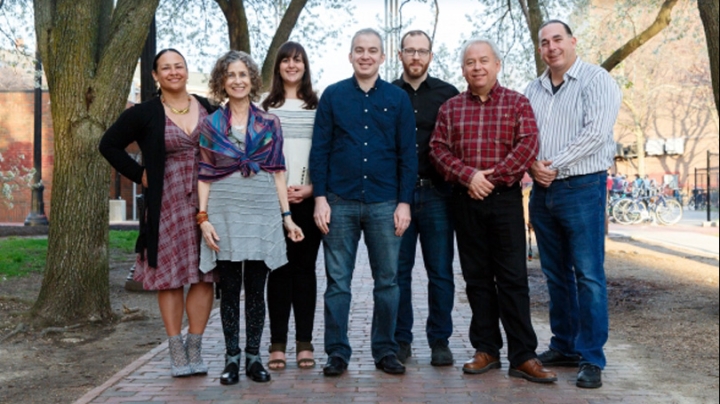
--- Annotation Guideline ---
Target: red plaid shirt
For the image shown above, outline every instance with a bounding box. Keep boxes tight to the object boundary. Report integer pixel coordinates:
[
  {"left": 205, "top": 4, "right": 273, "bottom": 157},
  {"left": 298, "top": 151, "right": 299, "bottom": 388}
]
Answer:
[{"left": 430, "top": 82, "right": 539, "bottom": 187}]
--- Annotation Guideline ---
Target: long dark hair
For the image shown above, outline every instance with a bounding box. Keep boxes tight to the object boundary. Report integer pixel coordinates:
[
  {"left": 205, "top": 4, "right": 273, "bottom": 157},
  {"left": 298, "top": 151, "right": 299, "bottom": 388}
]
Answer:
[{"left": 261, "top": 41, "right": 318, "bottom": 111}]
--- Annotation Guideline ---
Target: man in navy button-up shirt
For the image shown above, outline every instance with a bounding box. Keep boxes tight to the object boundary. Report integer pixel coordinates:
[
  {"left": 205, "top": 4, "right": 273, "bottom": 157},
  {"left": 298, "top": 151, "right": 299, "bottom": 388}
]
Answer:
[{"left": 310, "top": 28, "right": 417, "bottom": 377}]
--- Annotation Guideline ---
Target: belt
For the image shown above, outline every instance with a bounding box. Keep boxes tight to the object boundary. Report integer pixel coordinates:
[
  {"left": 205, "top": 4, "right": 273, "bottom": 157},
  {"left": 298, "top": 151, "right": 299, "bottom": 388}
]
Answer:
[{"left": 416, "top": 178, "right": 433, "bottom": 187}]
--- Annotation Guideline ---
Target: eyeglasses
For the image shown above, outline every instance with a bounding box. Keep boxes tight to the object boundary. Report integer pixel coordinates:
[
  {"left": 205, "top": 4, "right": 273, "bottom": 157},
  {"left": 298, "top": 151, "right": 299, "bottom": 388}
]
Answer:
[{"left": 401, "top": 48, "right": 431, "bottom": 57}]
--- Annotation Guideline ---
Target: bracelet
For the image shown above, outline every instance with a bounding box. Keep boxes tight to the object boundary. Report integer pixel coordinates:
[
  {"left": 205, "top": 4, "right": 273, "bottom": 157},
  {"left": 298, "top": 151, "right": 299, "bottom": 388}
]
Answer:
[
  {"left": 281, "top": 211, "right": 292, "bottom": 217},
  {"left": 196, "top": 211, "right": 208, "bottom": 225}
]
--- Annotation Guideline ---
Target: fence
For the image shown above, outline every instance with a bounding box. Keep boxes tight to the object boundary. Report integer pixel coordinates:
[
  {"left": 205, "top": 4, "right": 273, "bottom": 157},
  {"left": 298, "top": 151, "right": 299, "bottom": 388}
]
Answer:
[{"left": 692, "top": 151, "right": 719, "bottom": 222}]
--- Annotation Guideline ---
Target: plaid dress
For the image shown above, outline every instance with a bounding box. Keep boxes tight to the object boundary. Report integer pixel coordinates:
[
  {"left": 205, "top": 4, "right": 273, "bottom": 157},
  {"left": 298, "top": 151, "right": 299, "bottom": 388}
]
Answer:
[{"left": 135, "top": 108, "right": 217, "bottom": 290}]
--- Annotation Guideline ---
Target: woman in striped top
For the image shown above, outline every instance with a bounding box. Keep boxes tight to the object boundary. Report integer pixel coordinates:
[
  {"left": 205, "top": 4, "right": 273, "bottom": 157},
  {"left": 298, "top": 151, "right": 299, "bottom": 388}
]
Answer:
[{"left": 262, "top": 42, "right": 322, "bottom": 370}]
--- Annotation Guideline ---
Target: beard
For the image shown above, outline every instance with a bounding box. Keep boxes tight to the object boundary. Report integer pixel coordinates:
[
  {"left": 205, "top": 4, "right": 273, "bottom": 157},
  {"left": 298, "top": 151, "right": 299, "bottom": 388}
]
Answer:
[{"left": 402, "top": 60, "right": 429, "bottom": 79}]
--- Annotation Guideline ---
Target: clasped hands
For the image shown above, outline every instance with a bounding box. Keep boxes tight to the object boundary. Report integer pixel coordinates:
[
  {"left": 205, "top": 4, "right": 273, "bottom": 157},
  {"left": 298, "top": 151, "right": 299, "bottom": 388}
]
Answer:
[{"left": 529, "top": 160, "right": 558, "bottom": 187}]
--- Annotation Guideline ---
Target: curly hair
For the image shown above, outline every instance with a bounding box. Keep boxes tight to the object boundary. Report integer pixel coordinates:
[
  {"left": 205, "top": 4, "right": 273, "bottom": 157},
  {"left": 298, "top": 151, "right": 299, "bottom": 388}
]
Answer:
[{"left": 208, "top": 50, "right": 262, "bottom": 103}]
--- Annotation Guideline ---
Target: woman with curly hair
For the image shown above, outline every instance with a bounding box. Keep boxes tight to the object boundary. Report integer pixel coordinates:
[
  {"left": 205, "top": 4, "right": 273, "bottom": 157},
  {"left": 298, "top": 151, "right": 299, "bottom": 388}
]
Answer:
[{"left": 197, "top": 50, "right": 304, "bottom": 385}]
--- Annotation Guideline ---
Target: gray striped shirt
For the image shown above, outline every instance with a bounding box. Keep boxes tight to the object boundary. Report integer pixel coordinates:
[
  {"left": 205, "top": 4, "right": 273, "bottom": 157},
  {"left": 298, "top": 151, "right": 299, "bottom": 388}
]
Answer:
[{"left": 525, "top": 58, "right": 622, "bottom": 179}]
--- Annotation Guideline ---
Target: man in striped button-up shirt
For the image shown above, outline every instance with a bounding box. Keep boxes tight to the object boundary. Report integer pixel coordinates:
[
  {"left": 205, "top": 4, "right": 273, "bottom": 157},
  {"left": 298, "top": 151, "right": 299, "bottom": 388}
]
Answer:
[
  {"left": 525, "top": 20, "right": 622, "bottom": 390},
  {"left": 430, "top": 38, "right": 557, "bottom": 384}
]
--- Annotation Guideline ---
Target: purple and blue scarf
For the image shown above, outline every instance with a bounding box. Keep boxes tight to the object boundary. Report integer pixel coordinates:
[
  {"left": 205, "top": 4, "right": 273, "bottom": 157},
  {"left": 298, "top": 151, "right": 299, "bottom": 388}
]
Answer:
[{"left": 198, "top": 103, "right": 285, "bottom": 182}]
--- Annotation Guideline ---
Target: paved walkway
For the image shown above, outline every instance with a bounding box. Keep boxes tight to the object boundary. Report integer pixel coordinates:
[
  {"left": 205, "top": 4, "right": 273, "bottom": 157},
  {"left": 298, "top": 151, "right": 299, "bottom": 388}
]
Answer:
[
  {"left": 608, "top": 210, "right": 719, "bottom": 259},
  {"left": 75, "top": 242, "right": 686, "bottom": 404}
]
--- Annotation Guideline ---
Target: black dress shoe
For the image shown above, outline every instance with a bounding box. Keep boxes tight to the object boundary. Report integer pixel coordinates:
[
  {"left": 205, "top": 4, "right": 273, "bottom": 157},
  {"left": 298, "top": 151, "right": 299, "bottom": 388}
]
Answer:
[
  {"left": 220, "top": 361, "right": 239, "bottom": 385},
  {"left": 577, "top": 363, "right": 602, "bottom": 388},
  {"left": 246, "top": 359, "right": 271, "bottom": 383},
  {"left": 538, "top": 349, "right": 582, "bottom": 367},
  {"left": 375, "top": 355, "right": 406, "bottom": 375},
  {"left": 323, "top": 356, "right": 348, "bottom": 377}
]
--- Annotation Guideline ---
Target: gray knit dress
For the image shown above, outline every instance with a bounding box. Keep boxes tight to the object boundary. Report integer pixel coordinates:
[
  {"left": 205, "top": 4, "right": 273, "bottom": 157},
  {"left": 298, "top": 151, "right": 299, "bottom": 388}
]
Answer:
[{"left": 199, "top": 126, "right": 288, "bottom": 273}]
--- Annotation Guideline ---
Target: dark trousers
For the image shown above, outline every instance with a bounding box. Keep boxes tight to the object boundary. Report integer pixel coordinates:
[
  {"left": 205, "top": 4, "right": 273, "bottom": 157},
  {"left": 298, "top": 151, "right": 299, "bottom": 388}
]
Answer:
[
  {"left": 267, "top": 197, "right": 322, "bottom": 344},
  {"left": 217, "top": 260, "right": 269, "bottom": 356},
  {"left": 453, "top": 185, "right": 538, "bottom": 368}
]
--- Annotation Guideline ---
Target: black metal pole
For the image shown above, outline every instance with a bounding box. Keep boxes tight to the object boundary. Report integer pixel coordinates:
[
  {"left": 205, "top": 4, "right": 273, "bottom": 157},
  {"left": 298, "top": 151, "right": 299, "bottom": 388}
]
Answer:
[
  {"left": 126, "top": 16, "right": 156, "bottom": 292},
  {"left": 24, "top": 49, "right": 49, "bottom": 226},
  {"left": 707, "top": 150, "right": 711, "bottom": 222},
  {"left": 141, "top": 17, "right": 157, "bottom": 103}
]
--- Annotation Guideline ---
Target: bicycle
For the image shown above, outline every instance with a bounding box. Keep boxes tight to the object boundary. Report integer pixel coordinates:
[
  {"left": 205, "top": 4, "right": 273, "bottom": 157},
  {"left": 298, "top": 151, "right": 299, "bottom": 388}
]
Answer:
[{"left": 612, "top": 185, "right": 683, "bottom": 225}]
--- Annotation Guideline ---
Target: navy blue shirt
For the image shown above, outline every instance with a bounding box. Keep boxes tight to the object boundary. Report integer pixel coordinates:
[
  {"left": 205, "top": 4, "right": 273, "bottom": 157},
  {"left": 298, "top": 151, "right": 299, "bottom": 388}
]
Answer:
[{"left": 311, "top": 76, "right": 418, "bottom": 204}]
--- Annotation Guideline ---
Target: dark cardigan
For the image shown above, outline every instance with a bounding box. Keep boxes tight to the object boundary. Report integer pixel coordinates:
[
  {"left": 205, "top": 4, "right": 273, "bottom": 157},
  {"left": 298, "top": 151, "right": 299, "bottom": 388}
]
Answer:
[{"left": 99, "top": 96, "right": 217, "bottom": 268}]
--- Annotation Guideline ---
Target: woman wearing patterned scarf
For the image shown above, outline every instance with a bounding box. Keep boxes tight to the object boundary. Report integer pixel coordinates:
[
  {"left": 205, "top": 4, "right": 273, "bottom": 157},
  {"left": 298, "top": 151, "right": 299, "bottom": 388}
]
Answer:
[{"left": 197, "top": 50, "right": 303, "bottom": 386}]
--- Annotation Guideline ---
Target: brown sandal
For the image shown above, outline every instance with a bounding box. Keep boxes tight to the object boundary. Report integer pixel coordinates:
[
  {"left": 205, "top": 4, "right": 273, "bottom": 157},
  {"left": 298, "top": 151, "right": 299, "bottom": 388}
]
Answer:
[
  {"left": 296, "top": 342, "right": 315, "bottom": 369},
  {"left": 268, "top": 343, "right": 286, "bottom": 370}
]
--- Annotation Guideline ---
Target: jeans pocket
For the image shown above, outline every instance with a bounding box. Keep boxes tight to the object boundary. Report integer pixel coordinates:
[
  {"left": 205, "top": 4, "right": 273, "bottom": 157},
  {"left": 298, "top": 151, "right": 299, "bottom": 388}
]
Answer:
[
  {"left": 326, "top": 192, "right": 341, "bottom": 204},
  {"left": 566, "top": 174, "right": 602, "bottom": 190}
]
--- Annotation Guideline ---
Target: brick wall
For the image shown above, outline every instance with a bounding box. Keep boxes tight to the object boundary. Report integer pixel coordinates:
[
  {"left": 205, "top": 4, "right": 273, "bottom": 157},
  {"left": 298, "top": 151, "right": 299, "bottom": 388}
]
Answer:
[
  {"left": 0, "top": 91, "right": 140, "bottom": 223},
  {"left": 0, "top": 90, "right": 53, "bottom": 223}
]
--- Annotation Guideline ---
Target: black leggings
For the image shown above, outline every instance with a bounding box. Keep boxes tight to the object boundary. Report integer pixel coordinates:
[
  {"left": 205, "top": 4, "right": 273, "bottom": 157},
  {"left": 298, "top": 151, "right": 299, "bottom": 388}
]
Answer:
[
  {"left": 217, "top": 260, "right": 269, "bottom": 356},
  {"left": 267, "top": 198, "right": 322, "bottom": 345}
]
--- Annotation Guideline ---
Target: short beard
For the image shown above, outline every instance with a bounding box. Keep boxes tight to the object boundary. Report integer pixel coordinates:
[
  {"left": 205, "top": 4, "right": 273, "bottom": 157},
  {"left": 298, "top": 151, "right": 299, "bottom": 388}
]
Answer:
[{"left": 402, "top": 61, "right": 429, "bottom": 79}]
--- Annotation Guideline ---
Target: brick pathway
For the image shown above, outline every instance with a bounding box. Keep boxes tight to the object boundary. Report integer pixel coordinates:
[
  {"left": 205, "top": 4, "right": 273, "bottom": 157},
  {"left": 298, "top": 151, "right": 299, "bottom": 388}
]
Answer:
[{"left": 75, "top": 242, "right": 677, "bottom": 404}]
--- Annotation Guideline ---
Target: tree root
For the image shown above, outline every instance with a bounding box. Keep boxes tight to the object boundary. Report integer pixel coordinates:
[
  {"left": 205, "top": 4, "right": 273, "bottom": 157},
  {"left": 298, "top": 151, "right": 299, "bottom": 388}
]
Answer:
[
  {"left": 40, "top": 323, "right": 82, "bottom": 337},
  {"left": 0, "top": 322, "right": 27, "bottom": 343}
]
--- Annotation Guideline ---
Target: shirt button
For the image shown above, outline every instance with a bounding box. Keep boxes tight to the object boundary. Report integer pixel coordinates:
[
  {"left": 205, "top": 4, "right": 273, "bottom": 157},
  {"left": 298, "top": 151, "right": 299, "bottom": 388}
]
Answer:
[
  {"left": 364, "top": 158, "right": 367, "bottom": 162},
  {"left": 365, "top": 94, "right": 369, "bottom": 97},
  {"left": 414, "top": 110, "right": 418, "bottom": 113},
  {"left": 364, "top": 175, "right": 367, "bottom": 179},
  {"left": 364, "top": 109, "right": 368, "bottom": 113},
  {"left": 364, "top": 142, "right": 368, "bottom": 146},
  {"left": 364, "top": 125, "right": 368, "bottom": 129},
  {"left": 384, "top": 108, "right": 387, "bottom": 112}
]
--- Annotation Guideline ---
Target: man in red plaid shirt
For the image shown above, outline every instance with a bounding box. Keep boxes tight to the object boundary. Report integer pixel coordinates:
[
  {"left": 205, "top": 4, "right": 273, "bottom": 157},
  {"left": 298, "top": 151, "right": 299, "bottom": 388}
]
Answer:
[{"left": 430, "top": 38, "right": 556, "bottom": 383}]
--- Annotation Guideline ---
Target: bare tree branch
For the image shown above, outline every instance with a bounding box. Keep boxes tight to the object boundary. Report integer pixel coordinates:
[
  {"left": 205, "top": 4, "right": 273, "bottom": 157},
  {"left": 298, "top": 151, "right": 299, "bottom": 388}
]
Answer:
[
  {"left": 260, "top": 0, "right": 310, "bottom": 89},
  {"left": 601, "top": 0, "right": 679, "bottom": 72},
  {"left": 432, "top": 0, "right": 439, "bottom": 44}
]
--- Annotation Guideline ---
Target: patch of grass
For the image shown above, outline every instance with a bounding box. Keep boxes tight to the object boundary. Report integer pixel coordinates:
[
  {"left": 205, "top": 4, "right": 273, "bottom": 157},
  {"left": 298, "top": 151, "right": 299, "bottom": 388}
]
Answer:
[
  {"left": 0, "top": 237, "right": 47, "bottom": 280},
  {"left": 0, "top": 230, "right": 139, "bottom": 280},
  {"left": 110, "top": 230, "right": 138, "bottom": 254}
]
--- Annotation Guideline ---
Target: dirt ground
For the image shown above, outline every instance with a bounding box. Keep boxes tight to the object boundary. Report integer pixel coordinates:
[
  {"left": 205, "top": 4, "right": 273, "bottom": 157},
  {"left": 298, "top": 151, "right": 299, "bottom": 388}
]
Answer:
[{"left": 0, "top": 235, "right": 718, "bottom": 404}]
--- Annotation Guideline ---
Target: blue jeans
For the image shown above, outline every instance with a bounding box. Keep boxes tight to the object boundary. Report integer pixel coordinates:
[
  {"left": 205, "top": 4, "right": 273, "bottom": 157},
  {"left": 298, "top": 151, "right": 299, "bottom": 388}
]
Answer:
[
  {"left": 396, "top": 183, "right": 455, "bottom": 347},
  {"left": 529, "top": 172, "right": 609, "bottom": 369},
  {"left": 323, "top": 193, "right": 402, "bottom": 363}
]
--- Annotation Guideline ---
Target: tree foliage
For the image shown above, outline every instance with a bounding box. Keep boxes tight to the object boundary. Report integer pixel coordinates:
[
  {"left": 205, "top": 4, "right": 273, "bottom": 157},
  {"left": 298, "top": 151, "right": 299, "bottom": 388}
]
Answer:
[
  {"left": 31, "top": 0, "right": 160, "bottom": 325},
  {"left": 155, "top": 0, "right": 353, "bottom": 89}
]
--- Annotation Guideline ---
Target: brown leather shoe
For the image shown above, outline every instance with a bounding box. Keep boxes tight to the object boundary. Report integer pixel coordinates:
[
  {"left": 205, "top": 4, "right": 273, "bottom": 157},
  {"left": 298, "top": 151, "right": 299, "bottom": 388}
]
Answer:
[
  {"left": 462, "top": 352, "right": 501, "bottom": 375},
  {"left": 509, "top": 358, "right": 558, "bottom": 383}
]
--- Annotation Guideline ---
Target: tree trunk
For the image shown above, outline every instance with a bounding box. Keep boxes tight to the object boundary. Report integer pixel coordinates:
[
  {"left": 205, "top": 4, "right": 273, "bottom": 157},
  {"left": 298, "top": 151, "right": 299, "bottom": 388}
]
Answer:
[
  {"left": 216, "top": 0, "right": 251, "bottom": 53},
  {"left": 32, "top": 0, "right": 160, "bottom": 325},
  {"left": 260, "top": 0, "right": 309, "bottom": 90},
  {"left": 697, "top": 0, "right": 719, "bottom": 116},
  {"left": 519, "top": 0, "right": 544, "bottom": 77},
  {"left": 601, "top": 0, "right": 679, "bottom": 72}
]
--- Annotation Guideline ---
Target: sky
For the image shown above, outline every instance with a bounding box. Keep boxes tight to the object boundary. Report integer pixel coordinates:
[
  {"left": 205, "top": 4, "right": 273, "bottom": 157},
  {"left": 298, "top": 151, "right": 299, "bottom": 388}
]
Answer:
[{"left": 307, "top": 0, "right": 476, "bottom": 89}]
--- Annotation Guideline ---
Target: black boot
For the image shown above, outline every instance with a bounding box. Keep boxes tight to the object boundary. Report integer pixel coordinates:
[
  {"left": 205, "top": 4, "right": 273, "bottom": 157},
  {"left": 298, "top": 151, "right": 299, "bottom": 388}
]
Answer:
[
  {"left": 246, "top": 353, "right": 271, "bottom": 383},
  {"left": 220, "top": 353, "right": 241, "bottom": 385}
]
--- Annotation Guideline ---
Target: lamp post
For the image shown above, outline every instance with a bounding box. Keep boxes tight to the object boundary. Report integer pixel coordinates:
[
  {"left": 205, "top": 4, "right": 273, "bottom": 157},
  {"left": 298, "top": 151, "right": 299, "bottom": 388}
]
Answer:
[{"left": 24, "top": 49, "right": 49, "bottom": 227}]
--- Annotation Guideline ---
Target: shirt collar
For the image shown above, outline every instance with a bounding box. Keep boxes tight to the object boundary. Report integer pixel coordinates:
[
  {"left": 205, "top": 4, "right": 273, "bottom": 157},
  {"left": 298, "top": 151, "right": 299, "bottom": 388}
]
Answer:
[
  {"left": 541, "top": 57, "right": 582, "bottom": 86},
  {"left": 465, "top": 80, "right": 501, "bottom": 102},
  {"left": 352, "top": 75, "right": 383, "bottom": 91},
  {"left": 398, "top": 74, "right": 435, "bottom": 89}
]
